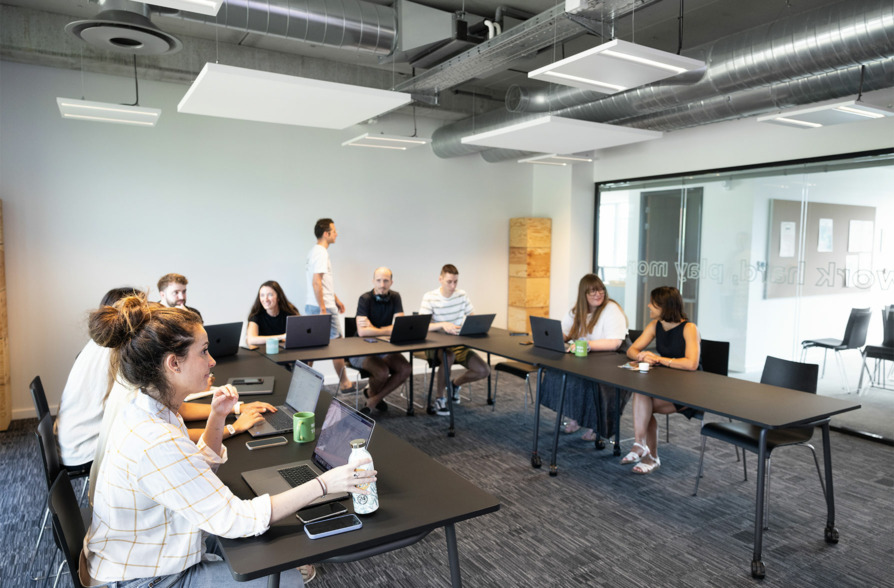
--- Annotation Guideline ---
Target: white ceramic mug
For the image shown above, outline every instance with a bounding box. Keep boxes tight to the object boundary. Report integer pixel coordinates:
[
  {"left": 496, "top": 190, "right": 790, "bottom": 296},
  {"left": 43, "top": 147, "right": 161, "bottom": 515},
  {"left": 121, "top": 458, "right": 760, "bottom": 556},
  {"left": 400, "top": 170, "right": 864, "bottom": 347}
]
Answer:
[{"left": 638, "top": 362, "right": 650, "bottom": 372}]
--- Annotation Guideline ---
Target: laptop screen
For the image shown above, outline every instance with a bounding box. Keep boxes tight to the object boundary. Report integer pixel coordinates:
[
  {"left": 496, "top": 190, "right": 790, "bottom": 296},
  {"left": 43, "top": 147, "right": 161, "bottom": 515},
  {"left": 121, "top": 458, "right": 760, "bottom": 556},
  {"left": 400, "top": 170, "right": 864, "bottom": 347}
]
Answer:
[
  {"left": 312, "top": 399, "right": 375, "bottom": 472},
  {"left": 285, "top": 360, "right": 324, "bottom": 413}
]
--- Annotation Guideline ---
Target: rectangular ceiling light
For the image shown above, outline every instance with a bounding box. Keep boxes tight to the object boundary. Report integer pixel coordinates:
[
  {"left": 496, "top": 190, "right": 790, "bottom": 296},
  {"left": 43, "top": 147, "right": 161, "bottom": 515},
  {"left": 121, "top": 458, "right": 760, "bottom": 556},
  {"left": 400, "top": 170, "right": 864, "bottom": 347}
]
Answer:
[
  {"left": 528, "top": 38, "right": 705, "bottom": 94},
  {"left": 178, "top": 63, "right": 413, "bottom": 129},
  {"left": 342, "top": 133, "right": 429, "bottom": 150},
  {"left": 462, "top": 115, "right": 661, "bottom": 154},
  {"left": 518, "top": 153, "right": 594, "bottom": 166},
  {"left": 130, "top": 0, "right": 223, "bottom": 16},
  {"left": 756, "top": 99, "right": 894, "bottom": 128},
  {"left": 56, "top": 97, "right": 161, "bottom": 127}
]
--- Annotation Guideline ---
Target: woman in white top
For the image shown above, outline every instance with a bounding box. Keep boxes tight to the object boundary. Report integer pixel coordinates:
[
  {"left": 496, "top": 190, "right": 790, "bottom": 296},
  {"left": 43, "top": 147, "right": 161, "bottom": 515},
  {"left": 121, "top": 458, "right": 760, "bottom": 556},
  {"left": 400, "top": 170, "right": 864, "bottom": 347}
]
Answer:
[
  {"left": 83, "top": 297, "right": 374, "bottom": 586},
  {"left": 539, "top": 274, "right": 629, "bottom": 442}
]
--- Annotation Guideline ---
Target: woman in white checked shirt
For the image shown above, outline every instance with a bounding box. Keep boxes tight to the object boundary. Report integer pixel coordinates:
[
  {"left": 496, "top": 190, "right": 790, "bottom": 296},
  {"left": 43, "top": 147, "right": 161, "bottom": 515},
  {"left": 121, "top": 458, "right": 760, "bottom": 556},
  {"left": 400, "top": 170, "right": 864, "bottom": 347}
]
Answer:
[{"left": 81, "top": 297, "right": 375, "bottom": 587}]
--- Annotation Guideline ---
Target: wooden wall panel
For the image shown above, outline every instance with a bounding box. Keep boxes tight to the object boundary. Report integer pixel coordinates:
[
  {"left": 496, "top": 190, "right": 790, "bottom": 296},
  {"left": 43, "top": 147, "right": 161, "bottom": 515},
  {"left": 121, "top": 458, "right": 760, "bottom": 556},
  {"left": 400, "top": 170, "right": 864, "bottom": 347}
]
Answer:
[{"left": 508, "top": 218, "right": 551, "bottom": 333}]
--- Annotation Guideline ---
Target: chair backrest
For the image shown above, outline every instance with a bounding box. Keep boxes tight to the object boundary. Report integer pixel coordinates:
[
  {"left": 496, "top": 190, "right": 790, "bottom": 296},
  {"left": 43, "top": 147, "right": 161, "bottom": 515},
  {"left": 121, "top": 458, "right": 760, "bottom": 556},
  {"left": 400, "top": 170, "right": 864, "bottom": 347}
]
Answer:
[
  {"left": 628, "top": 329, "right": 643, "bottom": 343},
  {"left": 47, "top": 470, "right": 87, "bottom": 588},
  {"left": 36, "top": 413, "right": 62, "bottom": 491},
  {"left": 344, "top": 316, "right": 358, "bottom": 338},
  {"left": 840, "top": 307, "right": 872, "bottom": 349},
  {"left": 31, "top": 376, "right": 50, "bottom": 421},
  {"left": 881, "top": 307, "right": 894, "bottom": 348},
  {"left": 760, "top": 356, "right": 819, "bottom": 394},
  {"left": 700, "top": 339, "right": 730, "bottom": 376}
]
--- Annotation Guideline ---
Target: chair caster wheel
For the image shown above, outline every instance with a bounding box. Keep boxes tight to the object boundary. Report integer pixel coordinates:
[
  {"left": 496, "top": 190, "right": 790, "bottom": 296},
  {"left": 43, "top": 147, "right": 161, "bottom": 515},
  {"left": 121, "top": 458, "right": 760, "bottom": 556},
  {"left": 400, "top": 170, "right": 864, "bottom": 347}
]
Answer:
[
  {"left": 751, "top": 559, "right": 765, "bottom": 579},
  {"left": 531, "top": 454, "right": 541, "bottom": 468},
  {"left": 824, "top": 526, "right": 839, "bottom": 543},
  {"left": 548, "top": 465, "right": 558, "bottom": 477},
  {"left": 447, "top": 429, "right": 455, "bottom": 438},
  {"left": 594, "top": 439, "right": 606, "bottom": 450},
  {"left": 612, "top": 444, "right": 621, "bottom": 456}
]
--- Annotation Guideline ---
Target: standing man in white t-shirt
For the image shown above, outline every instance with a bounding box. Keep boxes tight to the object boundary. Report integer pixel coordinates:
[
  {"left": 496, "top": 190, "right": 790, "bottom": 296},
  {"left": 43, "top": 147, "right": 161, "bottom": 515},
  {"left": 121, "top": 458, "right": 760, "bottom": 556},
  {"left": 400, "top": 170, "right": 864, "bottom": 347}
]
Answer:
[
  {"left": 419, "top": 264, "right": 490, "bottom": 415},
  {"left": 305, "top": 218, "right": 353, "bottom": 392}
]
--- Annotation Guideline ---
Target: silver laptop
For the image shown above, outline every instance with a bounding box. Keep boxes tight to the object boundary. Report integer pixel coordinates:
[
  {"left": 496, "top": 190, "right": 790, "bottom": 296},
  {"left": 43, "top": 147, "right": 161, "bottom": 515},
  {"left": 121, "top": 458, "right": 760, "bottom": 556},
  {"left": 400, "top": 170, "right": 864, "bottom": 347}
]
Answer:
[
  {"left": 205, "top": 322, "right": 241, "bottom": 358},
  {"left": 242, "top": 398, "right": 376, "bottom": 506},
  {"left": 247, "top": 360, "right": 324, "bottom": 437},
  {"left": 379, "top": 314, "right": 431, "bottom": 344},
  {"left": 529, "top": 316, "right": 568, "bottom": 353},
  {"left": 284, "top": 314, "right": 331, "bottom": 349},
  {"left": 457, "top": 313, "right": 495, "bottom": 336}
]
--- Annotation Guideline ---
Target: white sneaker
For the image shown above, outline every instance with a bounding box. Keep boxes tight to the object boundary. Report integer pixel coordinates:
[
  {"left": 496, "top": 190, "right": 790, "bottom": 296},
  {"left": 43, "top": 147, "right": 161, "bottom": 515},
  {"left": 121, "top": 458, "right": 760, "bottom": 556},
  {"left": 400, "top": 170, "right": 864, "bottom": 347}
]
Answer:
[
  {"left": 434, "top": 397, "right": 450, "bottom": 416},
  {"left": 449, "top": 384, "right": 461, "bottom": 405}
]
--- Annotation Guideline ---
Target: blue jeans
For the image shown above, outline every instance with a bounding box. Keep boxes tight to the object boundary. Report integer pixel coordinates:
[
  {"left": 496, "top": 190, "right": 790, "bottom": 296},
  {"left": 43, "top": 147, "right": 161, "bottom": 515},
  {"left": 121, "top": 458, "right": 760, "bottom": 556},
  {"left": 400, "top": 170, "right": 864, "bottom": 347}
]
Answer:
[
  {"left": 106, "top": 540, "right": 303, "bottom": 587},
  {"left": 305, "top": 305, "right": 342, "bottom": 338}
]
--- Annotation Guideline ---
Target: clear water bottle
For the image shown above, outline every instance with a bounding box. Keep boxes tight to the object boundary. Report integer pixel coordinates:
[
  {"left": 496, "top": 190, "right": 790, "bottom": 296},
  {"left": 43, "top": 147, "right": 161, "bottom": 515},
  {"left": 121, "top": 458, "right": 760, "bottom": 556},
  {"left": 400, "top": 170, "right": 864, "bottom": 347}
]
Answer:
[{"left": 348, "top": 439, "right": 379, "bottom": 514}]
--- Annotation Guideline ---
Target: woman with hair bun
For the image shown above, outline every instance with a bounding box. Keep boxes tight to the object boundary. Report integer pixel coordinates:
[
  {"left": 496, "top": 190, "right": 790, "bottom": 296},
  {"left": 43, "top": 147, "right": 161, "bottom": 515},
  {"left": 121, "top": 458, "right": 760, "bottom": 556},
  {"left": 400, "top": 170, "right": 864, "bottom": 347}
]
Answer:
[{"left": 82, "top": 296, "right": 374, "bottom": 586}]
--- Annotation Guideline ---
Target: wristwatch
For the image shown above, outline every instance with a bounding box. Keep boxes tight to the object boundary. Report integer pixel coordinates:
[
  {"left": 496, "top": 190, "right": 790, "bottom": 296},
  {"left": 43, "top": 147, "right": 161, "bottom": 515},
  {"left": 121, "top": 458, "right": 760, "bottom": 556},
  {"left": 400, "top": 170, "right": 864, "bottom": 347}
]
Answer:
[{"left": 225, "top": 424, "right": 236, "bottom": 436}]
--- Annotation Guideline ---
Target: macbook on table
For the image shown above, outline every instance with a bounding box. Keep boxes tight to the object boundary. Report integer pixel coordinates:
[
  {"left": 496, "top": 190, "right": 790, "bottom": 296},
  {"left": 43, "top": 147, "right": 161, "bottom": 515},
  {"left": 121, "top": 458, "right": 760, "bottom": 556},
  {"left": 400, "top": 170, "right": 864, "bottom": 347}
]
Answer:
[
  {"left": 205, "top": 322, "right": 241, "bottom": 358},
  {"left": 378, "top": 314, "right": 432, "bottom": 344},
  {"left": 529, "top": 315, "right": 568, "bottom": 353},
  {"left": 242, "top": 397, "right": 376, "bottom": 506},
  {"left": 247, "top": 360, "right": 324, "bottom": 437},
  {"left": 284, "top": 314, "right": 331, "bottom": 349},
  {"left": 457, "top": 313, "right": 495, "bottom": 336}
]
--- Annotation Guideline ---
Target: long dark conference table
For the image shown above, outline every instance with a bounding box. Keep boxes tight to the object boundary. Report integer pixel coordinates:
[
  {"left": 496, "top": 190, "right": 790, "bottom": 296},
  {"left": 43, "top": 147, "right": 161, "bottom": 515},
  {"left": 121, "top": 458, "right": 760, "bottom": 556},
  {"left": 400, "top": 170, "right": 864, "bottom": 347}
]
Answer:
[
  {"left": 210, "top": 349, "right": 500, "bottom": 587},
  {"left": 244, "top": 327, "right": 861, "bottom": 578}
]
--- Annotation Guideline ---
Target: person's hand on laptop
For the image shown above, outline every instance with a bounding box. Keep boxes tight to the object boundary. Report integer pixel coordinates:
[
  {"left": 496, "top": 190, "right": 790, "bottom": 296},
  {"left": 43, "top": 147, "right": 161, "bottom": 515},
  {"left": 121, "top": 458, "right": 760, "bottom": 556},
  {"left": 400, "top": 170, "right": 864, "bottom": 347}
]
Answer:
[
  {"left": 438, "top": 322, "right": 460, "bottom": 335},
  {"left": 231, "top": 405, "right": 272, "bottom": 435}
]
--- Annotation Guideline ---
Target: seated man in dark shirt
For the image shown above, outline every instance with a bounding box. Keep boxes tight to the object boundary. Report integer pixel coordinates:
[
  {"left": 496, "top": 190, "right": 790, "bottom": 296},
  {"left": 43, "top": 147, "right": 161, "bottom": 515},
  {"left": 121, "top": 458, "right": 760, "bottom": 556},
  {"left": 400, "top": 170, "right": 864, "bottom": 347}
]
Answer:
[
  {"left": 350, "top": 267, "right": 411, "bottom": 414},
  {"left": 157, "top": 273, "right": 202, "bottom": 321}
]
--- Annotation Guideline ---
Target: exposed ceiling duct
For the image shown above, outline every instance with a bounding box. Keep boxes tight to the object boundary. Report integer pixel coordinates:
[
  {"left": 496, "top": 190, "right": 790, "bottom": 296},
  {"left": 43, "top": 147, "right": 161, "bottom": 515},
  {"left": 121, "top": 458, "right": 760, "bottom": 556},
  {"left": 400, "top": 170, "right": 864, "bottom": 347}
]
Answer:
[{"left": 432, "top": 0, "right": 894, "bottom": 160}]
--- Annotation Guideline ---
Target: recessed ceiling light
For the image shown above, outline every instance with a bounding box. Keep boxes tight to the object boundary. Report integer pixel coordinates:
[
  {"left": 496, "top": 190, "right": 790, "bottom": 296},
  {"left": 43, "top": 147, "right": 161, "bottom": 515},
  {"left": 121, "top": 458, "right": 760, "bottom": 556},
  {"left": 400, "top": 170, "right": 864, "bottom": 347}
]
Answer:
[
  {"left": 56, "top": 97, "right": 160, "bottom": 127},
  {"left": 757, "top": 99, "right": 894, "bottom": 128},
  {"left": 342, "top": 134, "right": 429, "bottom": 150}
]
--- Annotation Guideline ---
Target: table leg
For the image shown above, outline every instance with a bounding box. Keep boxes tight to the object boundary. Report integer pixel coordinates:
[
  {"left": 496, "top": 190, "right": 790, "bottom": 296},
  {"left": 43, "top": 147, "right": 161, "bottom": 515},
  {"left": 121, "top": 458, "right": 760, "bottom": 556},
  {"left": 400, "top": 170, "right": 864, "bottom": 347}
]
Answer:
[
  {"left": 406, "top": 352, "right": 415, "bottom": 416},
  {"left": 531, "top": 368, "right": 543, "bottom": 469},
  {"left": 613, "top": 389, "right": 622, "bottom": 456},
  {"left": 751, "top": 428, "right": 768, "bottom": 579},
  {"left": 821, "top": 422, "right": 840, "bottom": 544},
  {"left": 267, "top": 572, "right": 280, "bottom": 588},
  {"left": 549, "top": 373, "right": 567, "bottom": 476},
  {"left": 445, "top": 523, "right": 463, "bottom": 588},
  {"left": 486, "top": 352, "right": 494, "bottom": 405},
  {"left": 445, "top": 348, "right": 456, "bottom": 438}
]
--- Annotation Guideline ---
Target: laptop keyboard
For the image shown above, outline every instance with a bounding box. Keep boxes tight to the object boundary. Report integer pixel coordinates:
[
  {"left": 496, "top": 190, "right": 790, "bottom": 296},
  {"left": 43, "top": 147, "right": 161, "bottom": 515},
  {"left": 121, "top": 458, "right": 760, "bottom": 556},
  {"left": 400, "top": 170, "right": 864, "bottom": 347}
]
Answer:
[
  {"left": 264, "top": 408, "right": 294, "bottom": 431},
  {"left": 278, "top": 464, "right": 317, "bottom": 488}
]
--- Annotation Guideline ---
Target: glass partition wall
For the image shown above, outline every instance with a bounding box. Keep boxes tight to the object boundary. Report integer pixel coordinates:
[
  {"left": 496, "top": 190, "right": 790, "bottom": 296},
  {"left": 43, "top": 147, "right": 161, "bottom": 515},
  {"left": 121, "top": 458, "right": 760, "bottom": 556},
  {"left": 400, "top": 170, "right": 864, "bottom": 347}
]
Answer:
[{"left": 595, "top": 150, "right": 894, "bottom": 441}]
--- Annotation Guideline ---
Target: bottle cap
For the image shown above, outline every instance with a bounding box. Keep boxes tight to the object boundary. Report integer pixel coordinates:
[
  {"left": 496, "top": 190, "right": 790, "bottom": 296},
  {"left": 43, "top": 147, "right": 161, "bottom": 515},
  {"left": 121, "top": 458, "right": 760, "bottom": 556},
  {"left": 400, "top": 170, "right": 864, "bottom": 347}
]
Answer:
[{"left": 350, "top": 439, "right": 367, "bottom": 449}]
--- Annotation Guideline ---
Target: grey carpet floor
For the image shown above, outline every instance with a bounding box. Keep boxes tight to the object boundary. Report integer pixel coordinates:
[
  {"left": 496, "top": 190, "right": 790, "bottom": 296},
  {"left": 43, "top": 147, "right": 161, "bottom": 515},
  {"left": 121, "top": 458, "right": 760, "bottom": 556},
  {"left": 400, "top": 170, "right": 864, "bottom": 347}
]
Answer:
[{"left": 3, "top": 375, "right": 893, "bottom": 587}]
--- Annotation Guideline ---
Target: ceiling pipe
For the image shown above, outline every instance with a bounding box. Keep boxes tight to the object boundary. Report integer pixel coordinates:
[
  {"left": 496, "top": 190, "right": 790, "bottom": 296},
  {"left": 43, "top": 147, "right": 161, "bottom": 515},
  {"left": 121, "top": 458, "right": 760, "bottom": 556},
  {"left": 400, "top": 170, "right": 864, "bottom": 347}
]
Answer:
[{"left": 432, "top": 0, "right": 894, "bottom": 160}]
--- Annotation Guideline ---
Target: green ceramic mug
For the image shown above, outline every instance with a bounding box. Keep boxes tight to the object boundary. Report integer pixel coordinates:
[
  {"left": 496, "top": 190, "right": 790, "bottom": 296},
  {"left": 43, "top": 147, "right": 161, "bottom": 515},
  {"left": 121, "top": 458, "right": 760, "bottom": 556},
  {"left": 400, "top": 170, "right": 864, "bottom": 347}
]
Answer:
[
  {"left": 574, "top": 339, "right": 589, "bottom": 357},
  {"left": 293, "top": 411, "right": 315, "bottom": 444}
]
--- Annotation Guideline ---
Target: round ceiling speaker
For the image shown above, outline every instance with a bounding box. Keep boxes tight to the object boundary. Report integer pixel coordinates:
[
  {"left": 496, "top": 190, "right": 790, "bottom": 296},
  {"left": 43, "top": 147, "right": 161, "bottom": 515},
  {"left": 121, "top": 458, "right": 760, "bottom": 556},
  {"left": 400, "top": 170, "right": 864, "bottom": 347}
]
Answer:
[{"left": 65, "top": 10, "right": 182, "bottom": 56}]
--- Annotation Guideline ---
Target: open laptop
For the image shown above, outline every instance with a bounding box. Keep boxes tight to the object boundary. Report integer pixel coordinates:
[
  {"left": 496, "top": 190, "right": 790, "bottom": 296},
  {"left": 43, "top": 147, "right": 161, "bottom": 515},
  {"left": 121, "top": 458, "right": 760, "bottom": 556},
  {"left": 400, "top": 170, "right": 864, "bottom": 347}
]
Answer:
[
  {"left": 284, "top": 314, "right": 331, "bottom": 349},
  {"left": 457, "top": 313, "right": 495, "bottom": 336},
  {"left": 379, "top": 314, "right": 432, "bottom": 344},
  {"left": 205, "top": 322, "right": 241, "bottom": 358},
  {"left": 247, "top": 360, "right": 324, "bottom": 437},
  {"left": 529, "top": 316, "right": 568, "bottom": 353},
  {"left": 242, "top": 397, "right": 376, "bottom": 506}
]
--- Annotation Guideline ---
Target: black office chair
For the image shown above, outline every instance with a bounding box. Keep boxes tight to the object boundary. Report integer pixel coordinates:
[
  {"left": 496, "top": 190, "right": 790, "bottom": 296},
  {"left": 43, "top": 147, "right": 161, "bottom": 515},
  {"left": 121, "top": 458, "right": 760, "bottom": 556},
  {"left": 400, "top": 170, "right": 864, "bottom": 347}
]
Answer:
[
  {"left": 665, "top": 338, "right": 730, "bottom": 443},
  {"left": 491, "top": 361, "right": 536, "bottom": 422},
  {"left": 31, "top": 376, "right": 51, "bottom": 422},
  {"left": 858, "top": 307, "right": 894, "bottom": 392},
  {"left": 800, "top": 307, "right": 871, "bottom": 392},
  {"left": 47, "top": 470, "right": 89, "bottom": 588},
  {"left": 693, "top": 356, "right": 824, "bottom": 529}
]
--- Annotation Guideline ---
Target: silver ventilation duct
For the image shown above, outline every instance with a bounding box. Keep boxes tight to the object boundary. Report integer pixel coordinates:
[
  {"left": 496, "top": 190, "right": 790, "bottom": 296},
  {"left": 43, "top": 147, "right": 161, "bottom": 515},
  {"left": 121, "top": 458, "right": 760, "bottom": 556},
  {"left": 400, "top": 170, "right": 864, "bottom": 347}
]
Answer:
[
  {"left": 432, "top": 0, "right": 894, "bottom": 160},
  {"left": 169, "top": 0, "right": 397, "bottom": 56}
]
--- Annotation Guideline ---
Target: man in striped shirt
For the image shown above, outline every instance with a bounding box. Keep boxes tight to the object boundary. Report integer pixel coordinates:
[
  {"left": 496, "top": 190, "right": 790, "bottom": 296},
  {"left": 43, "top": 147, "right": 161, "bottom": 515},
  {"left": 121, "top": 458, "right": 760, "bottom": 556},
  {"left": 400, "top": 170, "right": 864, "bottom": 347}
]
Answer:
[{"left": 419, "top": 264, "right": 490, "bottom": 416}]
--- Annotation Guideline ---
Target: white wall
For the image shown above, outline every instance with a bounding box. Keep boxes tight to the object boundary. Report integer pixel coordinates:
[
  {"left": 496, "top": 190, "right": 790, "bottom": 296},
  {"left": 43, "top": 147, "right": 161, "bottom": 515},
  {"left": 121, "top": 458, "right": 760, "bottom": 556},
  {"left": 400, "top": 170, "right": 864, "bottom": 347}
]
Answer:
[{"left": 0, "top": 61, "right": 534, "bottom": 418}]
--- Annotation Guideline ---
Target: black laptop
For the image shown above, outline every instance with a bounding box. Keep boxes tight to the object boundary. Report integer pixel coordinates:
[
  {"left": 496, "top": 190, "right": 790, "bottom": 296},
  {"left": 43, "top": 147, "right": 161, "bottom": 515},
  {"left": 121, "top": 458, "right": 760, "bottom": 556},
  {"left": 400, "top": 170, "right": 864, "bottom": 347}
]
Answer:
[
  {"left": 457, "top": 313, "right": 495, "bottom": 336},
  {"left": 529, "top": 316, "right": 568, "bottom": 353},
  {"left": 242, "top": 397, "right": 375, "bottom": 506},
  {"left": 284, "top": 314, "right": 331, "bottom": 349},
  {"left": 379, "top": 314, "right": 432, "bottom": 344},
  {"left": 205, "top": 322, "right": 241, "bottom": 358}
]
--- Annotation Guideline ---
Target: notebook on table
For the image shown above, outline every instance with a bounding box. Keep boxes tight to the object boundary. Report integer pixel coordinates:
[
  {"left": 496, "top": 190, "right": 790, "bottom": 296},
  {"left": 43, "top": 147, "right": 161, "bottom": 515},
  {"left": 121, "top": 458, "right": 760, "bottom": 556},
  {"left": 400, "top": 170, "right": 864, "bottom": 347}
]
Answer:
[
  {"left": 242, "top": 397, "right": 376, "bottom": 506},
  {"left": 529, "top": 316, "right": 568, "bottom": 353},
  {"left": 457, "top": 313, "right": 495, "bottom": 336},
  {"left": 247, "top": 360, "right": 324, "bottom": 437},
  {"left": 205, "top": 322, "right": 242, "bottom": 358},
  {"left": 378, "top": 314, "right": 431, "bottom": 344},
  {"left": 284, "top": 314, "right": 331, "bottom": 349}
]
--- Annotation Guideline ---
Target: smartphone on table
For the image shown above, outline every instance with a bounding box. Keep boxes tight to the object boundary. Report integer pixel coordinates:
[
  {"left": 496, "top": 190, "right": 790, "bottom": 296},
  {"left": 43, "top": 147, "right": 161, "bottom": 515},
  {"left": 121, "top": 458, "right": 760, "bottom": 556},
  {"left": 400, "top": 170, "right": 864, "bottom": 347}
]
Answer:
[
  {"left": 303, "top": 514, "right": 362, "bottom": 539},
  {"left": 297, "top": 502, "right": 348, "bottom": 524}
]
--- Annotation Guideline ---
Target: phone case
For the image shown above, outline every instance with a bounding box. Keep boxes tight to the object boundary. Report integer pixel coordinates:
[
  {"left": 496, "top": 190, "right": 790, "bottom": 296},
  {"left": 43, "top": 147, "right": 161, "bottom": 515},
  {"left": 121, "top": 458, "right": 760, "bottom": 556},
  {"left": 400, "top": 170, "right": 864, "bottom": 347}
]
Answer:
[{"left": 304, "top": 514, "right": 362, "bottom": 539}]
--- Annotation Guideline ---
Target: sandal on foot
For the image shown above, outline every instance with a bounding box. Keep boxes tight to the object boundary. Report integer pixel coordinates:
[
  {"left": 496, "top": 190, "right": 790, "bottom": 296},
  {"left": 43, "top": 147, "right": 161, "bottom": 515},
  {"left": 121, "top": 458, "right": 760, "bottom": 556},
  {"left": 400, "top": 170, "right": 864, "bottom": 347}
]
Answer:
[
  {"left": 632, "top": 456, "right": 661, "bottom": 475},
  {"left": 581, "top": 429, "right": 598, "bottom": 442},
  {"left": 620, "top": 442, "right": 649, "bottom": 465},
  {"left": 561, "top": 419, "right": 581, "bottom": 434},
  {"left": 299, "top": 564, "right": 316, "bottom": 583}
]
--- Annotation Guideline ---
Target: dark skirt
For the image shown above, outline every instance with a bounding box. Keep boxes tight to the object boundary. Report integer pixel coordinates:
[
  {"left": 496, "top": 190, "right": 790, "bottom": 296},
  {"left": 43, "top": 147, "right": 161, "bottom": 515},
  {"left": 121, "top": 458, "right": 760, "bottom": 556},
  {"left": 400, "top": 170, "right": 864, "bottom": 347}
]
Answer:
[{"left": 538, "top": 370, "right": 631, "bottom": 438}]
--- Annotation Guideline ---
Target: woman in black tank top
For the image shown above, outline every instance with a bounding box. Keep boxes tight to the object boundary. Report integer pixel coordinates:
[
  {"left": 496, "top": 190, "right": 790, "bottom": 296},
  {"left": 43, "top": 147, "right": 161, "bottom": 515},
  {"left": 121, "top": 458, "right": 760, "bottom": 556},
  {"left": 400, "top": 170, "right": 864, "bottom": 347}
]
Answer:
[{"left": 622, "top": 287, "right": 701, "bottom": 474}]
